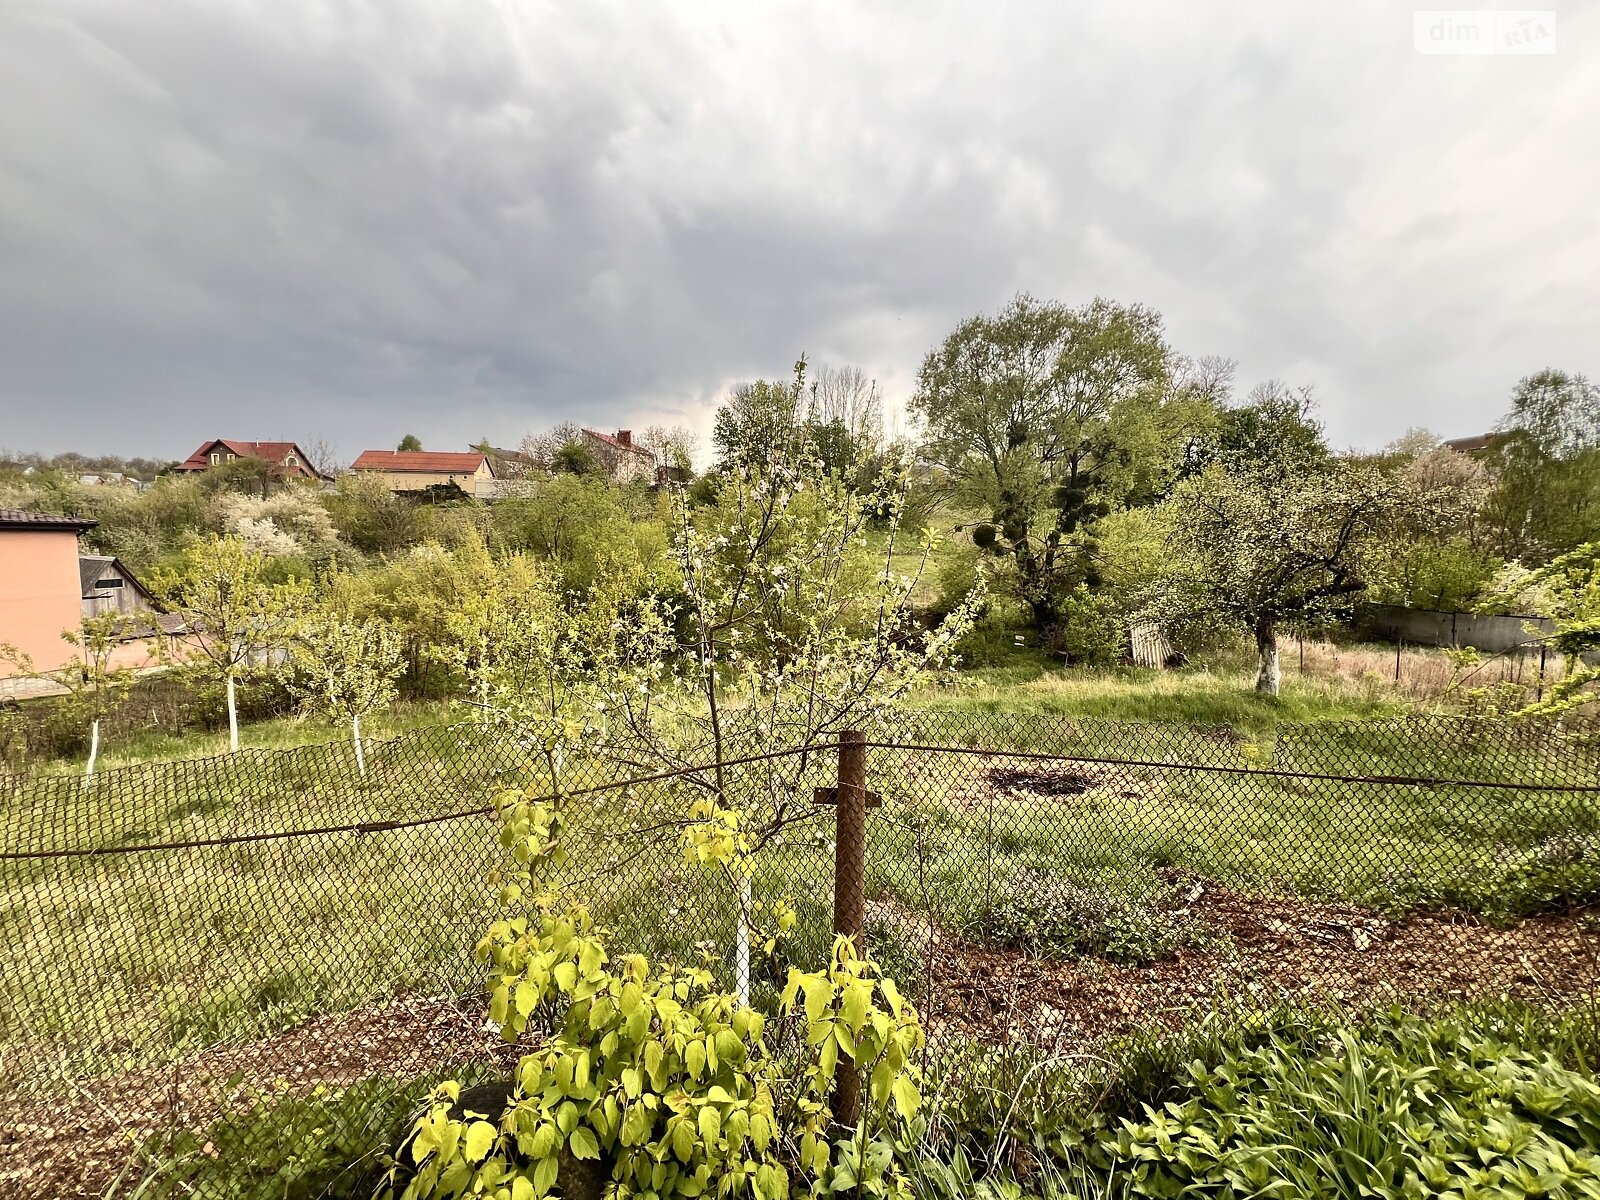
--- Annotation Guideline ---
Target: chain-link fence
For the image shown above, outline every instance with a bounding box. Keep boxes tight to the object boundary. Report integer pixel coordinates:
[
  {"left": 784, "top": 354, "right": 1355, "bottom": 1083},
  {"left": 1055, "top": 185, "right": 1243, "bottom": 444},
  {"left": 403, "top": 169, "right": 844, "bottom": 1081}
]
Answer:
[{"left": 3, "top": 712, "right": 1598, "bottom": 1197}]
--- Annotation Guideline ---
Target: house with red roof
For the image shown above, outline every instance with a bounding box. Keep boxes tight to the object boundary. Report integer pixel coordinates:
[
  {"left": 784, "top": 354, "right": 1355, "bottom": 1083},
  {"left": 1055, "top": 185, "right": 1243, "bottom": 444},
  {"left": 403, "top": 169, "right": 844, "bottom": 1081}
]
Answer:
[
  {"left": 583, "top": 429, "right": 656, "bottom": 483},
  {"left": 349, "top": 449, "right": 496, "bottom": 494},
  {"left": 175, "top": 439, "right": 328, "bottom": 481}
]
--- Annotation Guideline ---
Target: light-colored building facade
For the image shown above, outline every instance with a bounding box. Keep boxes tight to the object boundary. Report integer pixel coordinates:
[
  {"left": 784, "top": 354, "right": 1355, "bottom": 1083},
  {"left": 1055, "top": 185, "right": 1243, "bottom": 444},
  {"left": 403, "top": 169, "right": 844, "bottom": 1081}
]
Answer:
[
  {"left": 0, "top": 510, "right": 97, "bottom": 677},
  {"left": 349, "top": 450, "right": 496, "bottom": 493}
]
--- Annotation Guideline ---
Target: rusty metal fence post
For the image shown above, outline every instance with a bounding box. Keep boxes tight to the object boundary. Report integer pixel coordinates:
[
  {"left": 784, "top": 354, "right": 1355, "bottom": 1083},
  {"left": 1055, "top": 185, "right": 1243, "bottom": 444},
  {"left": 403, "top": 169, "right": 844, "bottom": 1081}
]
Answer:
[{"left": 832, "top": 729, "right": 866, "bottom": 1126}]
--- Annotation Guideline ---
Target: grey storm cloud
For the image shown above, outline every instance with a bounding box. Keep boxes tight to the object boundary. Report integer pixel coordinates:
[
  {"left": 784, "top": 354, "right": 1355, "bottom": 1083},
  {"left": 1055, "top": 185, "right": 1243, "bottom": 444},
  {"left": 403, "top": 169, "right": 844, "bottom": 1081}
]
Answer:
[{"left": 1, "top": 0, "right": 1595, "bottom": 461}]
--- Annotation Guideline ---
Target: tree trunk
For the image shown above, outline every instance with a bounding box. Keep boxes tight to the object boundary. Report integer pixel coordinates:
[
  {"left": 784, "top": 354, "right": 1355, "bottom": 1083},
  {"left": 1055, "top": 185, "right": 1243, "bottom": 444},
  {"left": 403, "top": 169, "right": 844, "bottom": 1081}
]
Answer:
[
  {"left": 84, "top": 718, "right": 100, "bottom": 782},
  {"left": 1254, "top": 620, "right": 1281, "bottom": 696},
  {"left": 735, "top": 875, "right": 752, "bottom": 1007},
  {"left": 353, "top": 713, "right": 366, "bottom": 780},
  {"left": 226, "top": 673, "right": 239, "bottom": 751}
]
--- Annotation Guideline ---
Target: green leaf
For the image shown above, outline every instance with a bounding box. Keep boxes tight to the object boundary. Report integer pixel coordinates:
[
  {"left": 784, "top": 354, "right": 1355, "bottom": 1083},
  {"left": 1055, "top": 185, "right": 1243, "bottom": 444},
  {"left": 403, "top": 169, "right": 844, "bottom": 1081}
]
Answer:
[
  {"left": 568, "top": 1127, "right": 601, "bottom": 1161},
  {"left": 698, "top": 1105, "right": 722, "bottom": 1145},
  {"left": 463, "top": 1119, "right": 497, "bottom": 1164},
  {"left": 515, "top": 981, "right": 539, "bottom": 1017},
  {"left": 533, "top": 1153, "right": 558, "bottom": 1196},
  {"left": 672, "top": 1119, "right": 696, "bottom": 1164},
  {"left": 891, "top": 1073, "right": 921, "bottom": 1118}
]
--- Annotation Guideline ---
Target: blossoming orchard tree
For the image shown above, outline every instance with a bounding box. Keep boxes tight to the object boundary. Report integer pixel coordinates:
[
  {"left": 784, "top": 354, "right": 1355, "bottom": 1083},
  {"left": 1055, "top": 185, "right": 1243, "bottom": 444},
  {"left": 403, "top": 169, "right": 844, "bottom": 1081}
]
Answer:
[
  {"left": 154, "top": 535, "right": 308, "bottom": 750},
  {"left": 1146, "top": 459, "right": 1438, "bottom": 695},
  {"left": 288, "top": 607, "right": 404, "bottom": 778},
  {"left": 1506, "top": 542, "right": 1600, "bottom": 718},
  {"left": 603, "top": 435, "right": 984, "bottom": 1003}
]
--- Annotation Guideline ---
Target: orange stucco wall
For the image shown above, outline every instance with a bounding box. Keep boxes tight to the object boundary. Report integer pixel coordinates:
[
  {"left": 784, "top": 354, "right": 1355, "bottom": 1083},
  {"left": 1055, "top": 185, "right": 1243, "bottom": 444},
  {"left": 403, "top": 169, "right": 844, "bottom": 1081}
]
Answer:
[{"left": 0, "top": 528, "right": 85, "bottom": 676}]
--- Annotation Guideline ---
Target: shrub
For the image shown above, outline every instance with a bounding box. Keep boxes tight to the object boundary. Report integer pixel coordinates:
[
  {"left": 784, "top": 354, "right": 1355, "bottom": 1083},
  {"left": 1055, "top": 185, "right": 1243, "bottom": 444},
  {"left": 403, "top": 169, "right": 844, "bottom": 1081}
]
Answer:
[
  {"left": 1096, "top": 1010, "right": 1600, "bottom": 1198},
  {"left": 389, "top": 788, "right": 929, "bottom": 1200},
  {"left": 1374, "top": 833, "right": 1600, "bottom": 921},
  {"left": 977, "top": 870, "right": 1207, "bottom": 966}
]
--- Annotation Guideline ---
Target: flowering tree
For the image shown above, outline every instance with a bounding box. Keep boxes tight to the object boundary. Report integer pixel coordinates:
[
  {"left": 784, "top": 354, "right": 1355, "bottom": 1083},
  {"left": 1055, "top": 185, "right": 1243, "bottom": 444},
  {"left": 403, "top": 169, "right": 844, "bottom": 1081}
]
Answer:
[
  {"left": 289, "top": 607, "right": 404, "bottom": 778},
  {"left": 1146, "top": 461, "right": 1428, "bottom": 695},
  {"left": 153, "top": 535, "right": 308, "bottom": 750},
  {"left": 1504, "top": 543, "right": 1600, "bottom": 719},
  {"left": 604, "top": 457, "right": 983, "bottom": 1000}
]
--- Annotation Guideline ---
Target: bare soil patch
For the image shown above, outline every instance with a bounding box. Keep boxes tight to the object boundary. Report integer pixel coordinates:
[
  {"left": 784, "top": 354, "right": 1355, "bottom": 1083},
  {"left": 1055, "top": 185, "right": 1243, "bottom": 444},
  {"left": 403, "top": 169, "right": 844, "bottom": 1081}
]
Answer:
[
  {"left": 942, "top": 757, "right": 1157, "bottom": 811},
  {"left": 923, "top": 875, "right": 1599, "bottom": 1050},
  {"left": 0, "top": 992, "right": 513, "bottom": 1200}
]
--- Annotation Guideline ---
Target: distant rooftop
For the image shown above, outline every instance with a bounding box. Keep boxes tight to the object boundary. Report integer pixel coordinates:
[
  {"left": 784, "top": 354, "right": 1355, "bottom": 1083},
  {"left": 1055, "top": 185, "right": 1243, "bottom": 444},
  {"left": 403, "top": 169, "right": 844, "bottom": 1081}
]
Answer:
[
  {"left": 350, "top": 450, "right": 492, "bottom": 474},
  {"left": 1442, "top": 432, "right": 1503, "bottom": 454}
]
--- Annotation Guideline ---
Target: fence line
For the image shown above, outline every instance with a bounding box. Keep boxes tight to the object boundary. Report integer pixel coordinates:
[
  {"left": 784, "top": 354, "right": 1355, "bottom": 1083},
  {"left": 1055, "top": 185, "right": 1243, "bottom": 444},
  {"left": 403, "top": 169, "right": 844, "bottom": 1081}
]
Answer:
[{"left": 3, "top": 710, "right": 1599, "bottom": 1198}]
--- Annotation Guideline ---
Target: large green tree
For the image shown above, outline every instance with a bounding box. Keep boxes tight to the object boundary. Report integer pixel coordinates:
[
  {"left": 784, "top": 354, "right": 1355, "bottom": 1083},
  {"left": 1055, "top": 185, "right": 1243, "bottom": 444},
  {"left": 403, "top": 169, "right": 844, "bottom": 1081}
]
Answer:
[
  {"left": 910, "top": 294, "right": 1201, "bottom": 629},
  {"left": 1148, "top": 459, "right": 1428, "bottom": 695},
  {"left": 1484, "top": 370, "right": 1600, "bottom": 558}
]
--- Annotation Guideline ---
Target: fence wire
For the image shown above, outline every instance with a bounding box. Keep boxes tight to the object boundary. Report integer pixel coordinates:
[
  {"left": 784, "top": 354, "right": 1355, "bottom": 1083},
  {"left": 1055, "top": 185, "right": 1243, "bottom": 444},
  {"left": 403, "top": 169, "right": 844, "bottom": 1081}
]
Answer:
[{"left": 2, "top": 712, "right": 1598, "bottom": 1198}]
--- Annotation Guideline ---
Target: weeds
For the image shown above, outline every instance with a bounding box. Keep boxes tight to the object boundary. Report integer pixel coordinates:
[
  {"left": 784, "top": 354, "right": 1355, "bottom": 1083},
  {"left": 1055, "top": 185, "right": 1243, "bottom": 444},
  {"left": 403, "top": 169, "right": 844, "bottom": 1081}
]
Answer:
[{"left": 976, "top": 869, "right": 1211, "bottom": 966}]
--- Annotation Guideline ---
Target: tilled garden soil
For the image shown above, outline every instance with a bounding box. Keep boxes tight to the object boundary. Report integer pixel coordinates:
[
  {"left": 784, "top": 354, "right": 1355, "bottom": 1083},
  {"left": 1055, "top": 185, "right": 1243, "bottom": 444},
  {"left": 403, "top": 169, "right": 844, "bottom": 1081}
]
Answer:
[
  {"left": 921, "top": 877, "right": 1599, "bottom": 1049},
  {"left": 0, "top": 992, "right": 513, "bottom": 1200}
]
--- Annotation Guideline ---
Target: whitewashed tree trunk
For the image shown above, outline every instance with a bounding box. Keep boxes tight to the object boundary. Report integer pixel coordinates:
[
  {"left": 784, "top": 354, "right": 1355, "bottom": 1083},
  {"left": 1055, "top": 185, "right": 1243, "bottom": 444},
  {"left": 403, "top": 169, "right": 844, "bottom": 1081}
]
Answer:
[
  {"left": 735, "top": 875, "right": 752, "bottom": 1006},
  {"left": 226, "top": 673, "right": 239, "bottom": 751},
  {"left": 84, "top": 718, "right": 100, "bottom": 782},
  {"left": 353, "top": 713, "right": 366, "bottom": 779},
  {"left": 1255, "top": 621, "right": 1281, "bottom": 696}
]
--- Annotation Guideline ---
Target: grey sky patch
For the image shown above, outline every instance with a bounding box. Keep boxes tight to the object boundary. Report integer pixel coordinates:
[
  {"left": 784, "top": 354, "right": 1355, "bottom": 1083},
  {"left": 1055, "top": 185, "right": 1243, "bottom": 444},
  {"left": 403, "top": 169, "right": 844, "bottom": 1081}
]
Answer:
[{"left": 1, "top": 0, "right": 1594, "bottom": 463}]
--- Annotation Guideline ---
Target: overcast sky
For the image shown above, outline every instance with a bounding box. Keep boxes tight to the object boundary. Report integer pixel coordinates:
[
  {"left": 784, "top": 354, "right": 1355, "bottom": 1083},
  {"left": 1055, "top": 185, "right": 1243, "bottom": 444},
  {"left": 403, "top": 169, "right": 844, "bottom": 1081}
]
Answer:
[{"left": 1, "top": 1, "right": 1594, "bottom": 464}]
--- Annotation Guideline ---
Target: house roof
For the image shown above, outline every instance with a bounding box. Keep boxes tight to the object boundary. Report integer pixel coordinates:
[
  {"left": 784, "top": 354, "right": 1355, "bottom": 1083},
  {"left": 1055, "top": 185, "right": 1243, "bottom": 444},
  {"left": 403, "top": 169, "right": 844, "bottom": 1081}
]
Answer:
[
  {"left": 1443, "top": 433, "right": 1502, "bottom": 454},
  {"left": 0, "top": 508, "right": 96, "bottom": 533},
  {"left": 485, "top": 446, "right": 536, "bottom": 467},
  {"left": 176, "top": 439, "right": 326, "bottom": 478},
  {"left": 350, "top": 450, "right": 493, "bottom": 474},
  {"left": 582, "top": 429, "right": 653, "bottom": 458}
]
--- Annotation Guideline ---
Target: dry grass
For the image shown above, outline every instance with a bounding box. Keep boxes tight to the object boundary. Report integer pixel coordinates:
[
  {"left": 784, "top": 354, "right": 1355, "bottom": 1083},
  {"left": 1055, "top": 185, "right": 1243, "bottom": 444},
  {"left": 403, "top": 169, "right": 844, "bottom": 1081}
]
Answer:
[{"left": 1288, "top": 638, "right": 1570, "bottom": 706}]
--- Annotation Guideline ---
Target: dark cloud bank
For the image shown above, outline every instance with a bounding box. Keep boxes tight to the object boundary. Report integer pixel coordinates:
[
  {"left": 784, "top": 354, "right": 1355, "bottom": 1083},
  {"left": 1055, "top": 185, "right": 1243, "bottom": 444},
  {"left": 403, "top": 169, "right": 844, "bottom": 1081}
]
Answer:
[{"left": 1, "top": 1, "right": 1594, "bottom": 461}]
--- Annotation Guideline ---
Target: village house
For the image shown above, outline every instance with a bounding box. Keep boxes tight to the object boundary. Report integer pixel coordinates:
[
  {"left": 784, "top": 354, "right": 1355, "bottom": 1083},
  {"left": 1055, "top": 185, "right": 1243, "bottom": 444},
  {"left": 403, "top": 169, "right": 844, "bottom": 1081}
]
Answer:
[
  {"left": 0, "top": 512, "right": 181, "bottom": 692},
  {"left": 0, "top": 510, "right": 97, "bottom": 678},
  {"left": 175, "top": 439, "right": 329, "bottom": 481},
  {"left": 349, "top": 449, "right": 497, "bottom": 495},
  {"left": 583, "top": 428, "right": 656, "bottom": 484}
]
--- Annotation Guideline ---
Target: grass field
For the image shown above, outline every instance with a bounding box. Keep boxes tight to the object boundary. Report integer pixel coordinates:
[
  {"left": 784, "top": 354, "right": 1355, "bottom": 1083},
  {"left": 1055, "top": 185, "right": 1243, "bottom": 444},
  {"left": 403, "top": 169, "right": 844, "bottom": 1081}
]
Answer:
[
  {"left": 5, "top": 700, "right": 1598, "bottom": 1097},
  {"left": 11, "top": 637, "right": 1489, "bottom": 777},
  {"left": 5, "top": 693, "right": 1600, "bottom": 1198}
]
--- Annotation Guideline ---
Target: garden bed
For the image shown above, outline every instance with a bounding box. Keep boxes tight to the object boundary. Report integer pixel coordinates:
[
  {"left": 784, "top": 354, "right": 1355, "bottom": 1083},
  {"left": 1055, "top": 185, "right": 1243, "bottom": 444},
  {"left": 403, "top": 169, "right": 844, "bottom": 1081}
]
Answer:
[
  {"left": 0, "top": 992, "right": 512, "bottom": 1200},
  {"left": 923, "top": 875, "right": 1600, "bottom": 1050}
]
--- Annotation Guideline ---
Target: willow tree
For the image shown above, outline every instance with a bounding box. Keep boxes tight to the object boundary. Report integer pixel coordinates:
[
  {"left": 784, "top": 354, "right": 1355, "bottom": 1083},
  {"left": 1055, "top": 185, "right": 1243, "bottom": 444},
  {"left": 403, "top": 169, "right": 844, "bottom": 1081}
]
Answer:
[{"left": 909, "top": 293, "right": 1203, "bottom": 631}]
